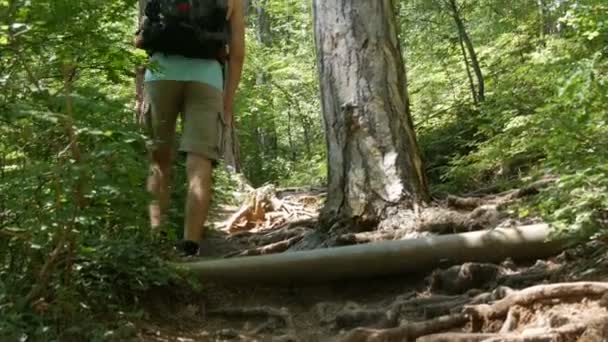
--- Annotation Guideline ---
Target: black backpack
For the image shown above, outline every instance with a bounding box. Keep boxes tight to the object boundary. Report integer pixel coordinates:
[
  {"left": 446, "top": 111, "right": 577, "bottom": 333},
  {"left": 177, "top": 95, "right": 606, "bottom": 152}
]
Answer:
[{"left": 140, "top": 0, "right": 230, "bottom": 61}]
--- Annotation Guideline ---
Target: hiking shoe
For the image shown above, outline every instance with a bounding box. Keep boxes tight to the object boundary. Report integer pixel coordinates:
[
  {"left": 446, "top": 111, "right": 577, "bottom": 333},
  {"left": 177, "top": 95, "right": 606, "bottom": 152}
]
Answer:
[{"left": 175, "top": 240, "right": 199, "bottom": 257}]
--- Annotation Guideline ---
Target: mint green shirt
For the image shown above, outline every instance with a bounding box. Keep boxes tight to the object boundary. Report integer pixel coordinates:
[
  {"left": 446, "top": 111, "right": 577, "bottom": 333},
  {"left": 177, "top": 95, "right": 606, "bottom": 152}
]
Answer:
[{"left": 144, "top": 53, "right": 224, "bottom": 91}]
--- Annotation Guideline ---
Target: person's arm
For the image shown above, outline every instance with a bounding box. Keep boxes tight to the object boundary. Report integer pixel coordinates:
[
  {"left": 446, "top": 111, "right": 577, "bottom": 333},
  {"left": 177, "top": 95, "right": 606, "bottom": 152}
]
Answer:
[{"left": 223, "top": 0, "right": 246, "bottom": 125}]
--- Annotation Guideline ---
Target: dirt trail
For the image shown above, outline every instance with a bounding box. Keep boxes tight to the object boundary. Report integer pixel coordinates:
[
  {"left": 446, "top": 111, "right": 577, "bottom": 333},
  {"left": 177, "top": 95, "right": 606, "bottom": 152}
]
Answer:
[{"left": 137, "top": 186, "right": 608, "bottom": 342}]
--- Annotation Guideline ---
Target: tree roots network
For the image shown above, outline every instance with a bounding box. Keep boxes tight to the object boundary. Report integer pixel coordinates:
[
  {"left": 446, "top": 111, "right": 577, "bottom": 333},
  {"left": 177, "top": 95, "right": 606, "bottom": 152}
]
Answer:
[
  {"left": 213, "top": 178, "right": 556, "bottom": 256},
  {"left": 146, "top": 180, "right": 608, "bottom": 341}
]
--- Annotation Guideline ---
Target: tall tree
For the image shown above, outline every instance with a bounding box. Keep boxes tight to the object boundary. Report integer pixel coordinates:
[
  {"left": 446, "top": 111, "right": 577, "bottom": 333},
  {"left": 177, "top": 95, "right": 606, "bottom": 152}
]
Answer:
[
  {"left": 447, "top": 0, "right": 485, "bottom": 103},
  {"left": 312, "top": 0, "right": 429, "bottom": 228}
]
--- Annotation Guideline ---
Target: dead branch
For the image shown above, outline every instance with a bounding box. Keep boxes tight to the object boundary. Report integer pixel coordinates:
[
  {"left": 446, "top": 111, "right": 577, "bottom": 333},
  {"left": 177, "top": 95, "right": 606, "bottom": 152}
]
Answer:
[{"left": 224, "top": 185, "right": 320, "bottom": 234}]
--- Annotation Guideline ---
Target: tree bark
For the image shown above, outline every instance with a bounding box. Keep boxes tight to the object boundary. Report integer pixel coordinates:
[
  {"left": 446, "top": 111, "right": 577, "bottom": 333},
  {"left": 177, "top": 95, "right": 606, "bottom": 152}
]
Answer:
[
  {"left": 448, "top": 0, "right": 484, "bottom": 103},
  {"left": 312, "top": 0, "right": 429, "bottom": 226}
]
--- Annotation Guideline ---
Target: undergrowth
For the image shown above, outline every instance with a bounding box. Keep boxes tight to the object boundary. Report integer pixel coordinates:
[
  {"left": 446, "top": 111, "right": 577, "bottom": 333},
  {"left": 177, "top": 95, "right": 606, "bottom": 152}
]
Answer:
[{"left": 415, "top": 3, "right": 608, "bottom": 241}]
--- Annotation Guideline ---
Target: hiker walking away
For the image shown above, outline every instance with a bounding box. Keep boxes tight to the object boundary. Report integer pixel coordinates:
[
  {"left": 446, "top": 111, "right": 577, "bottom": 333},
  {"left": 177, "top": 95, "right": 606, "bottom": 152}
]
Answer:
[{"left": 135, "top": 0, "right": 246, "bottom": 256}]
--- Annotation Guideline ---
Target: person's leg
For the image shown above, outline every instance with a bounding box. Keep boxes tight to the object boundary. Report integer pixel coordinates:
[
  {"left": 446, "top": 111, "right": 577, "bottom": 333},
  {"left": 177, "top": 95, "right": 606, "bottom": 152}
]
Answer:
[
  {"left": 180, "top": 82, "right": 224, "bottom": 244},
  {"left": 143, "top": 81, "right": 183, "bottom": 232},
  {"left": 184, "top": 154, "right": 213, "bottom": 241}
]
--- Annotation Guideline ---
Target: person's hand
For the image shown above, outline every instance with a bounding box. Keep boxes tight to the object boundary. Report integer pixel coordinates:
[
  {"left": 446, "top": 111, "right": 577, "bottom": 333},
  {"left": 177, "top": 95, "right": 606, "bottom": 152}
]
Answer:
[{"left": 226, "top": 0, "right": 234, "bottom": 20}]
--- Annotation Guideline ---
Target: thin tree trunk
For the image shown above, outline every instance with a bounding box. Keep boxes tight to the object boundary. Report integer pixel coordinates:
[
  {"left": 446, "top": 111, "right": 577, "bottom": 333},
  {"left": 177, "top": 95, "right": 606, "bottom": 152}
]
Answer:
[
  {"left": 537, "top": 0, "right": 547, "bottom": 43},
  {"left": 222, "top": 121, "right": 243, "bottom": 173},
  {"left": 313, "top": 0, "right": 429, "bottom": 227},
  {"left": 254, "top": 0, "right": 277, "bottom": 159},
  {"left": 458, "top": 36, "right": 478, "bottom": 104},
  {"left": 448, "top": 0, "right": 484, "bottom": 103},
  {"left": 135, "top": 0, "right": 147, "bottom": 124},
  {"left": 62, "top": 64, "right": 86, "bottom": 209}
]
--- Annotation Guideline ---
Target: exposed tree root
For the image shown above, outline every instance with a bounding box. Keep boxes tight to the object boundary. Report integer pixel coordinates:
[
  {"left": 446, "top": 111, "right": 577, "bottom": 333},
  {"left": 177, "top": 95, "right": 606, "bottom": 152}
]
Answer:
[
  {"left": 419, "top": 321, "right": 589, "bottom": 342},
  {"left": 498, "top": 306, "right": 520, "bottom": 333},
  {"left": 337, "top": 282, "right": 608, "bottom": 342},
  {"left": 340, "top": 314, "right": 468, "bottom": 342},
  {"left": 208, "top": 306, "right": 294, "bottom": 330},
  {"left": 332, "top": 304, "right": 399, "bottom": 330},
  {"left": 464, "top": 282, "right": 608, "bottom": 322},
  {"left": 447, "top": 177, "right": 557, "bottom": 211},
  {"left": 428, "top": 261, "right": 561, "bottom": 295},
  {"left": 417, "top": 205, "right": 504, "bottom": 235},
  {"left": 336, "top": 231, "right": 397, "bottom": 245},
  {"left": 224, "top": 234, "right": 306, "bottom": 257},
  {"left": 428, "top": 263, "right": 504, "bottom": 295}
]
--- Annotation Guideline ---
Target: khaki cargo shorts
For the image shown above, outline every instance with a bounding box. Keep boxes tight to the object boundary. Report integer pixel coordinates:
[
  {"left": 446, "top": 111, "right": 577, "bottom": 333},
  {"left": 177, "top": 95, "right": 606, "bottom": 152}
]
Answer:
[{"left": 143, "top": 81, "right": 224, "bottom": 162}]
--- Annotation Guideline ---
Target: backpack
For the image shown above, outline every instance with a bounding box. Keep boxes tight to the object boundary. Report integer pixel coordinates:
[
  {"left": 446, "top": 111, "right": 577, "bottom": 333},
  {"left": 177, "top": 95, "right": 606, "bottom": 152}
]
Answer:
[{"left": 140, "top": 0, "right": 230, "bottom": 61}]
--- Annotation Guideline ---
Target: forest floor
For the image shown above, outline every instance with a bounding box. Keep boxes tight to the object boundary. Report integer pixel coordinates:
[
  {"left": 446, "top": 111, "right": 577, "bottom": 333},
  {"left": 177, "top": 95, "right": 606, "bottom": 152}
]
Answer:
[{"left": 135, "top": 185, "right": 608, "bottom": 342}]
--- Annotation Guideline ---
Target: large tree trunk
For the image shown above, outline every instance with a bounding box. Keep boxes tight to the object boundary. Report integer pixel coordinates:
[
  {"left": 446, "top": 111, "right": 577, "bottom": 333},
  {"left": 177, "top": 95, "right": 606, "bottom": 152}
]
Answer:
[{"left": 312, "top": 0, "right": 429, "bottom": 227}]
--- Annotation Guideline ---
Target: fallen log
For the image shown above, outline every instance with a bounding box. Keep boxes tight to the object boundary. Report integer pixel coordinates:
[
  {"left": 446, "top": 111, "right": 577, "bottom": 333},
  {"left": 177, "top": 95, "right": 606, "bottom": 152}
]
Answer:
[{"left": 172, "top": 224, "right": 567, "bottom": 283}]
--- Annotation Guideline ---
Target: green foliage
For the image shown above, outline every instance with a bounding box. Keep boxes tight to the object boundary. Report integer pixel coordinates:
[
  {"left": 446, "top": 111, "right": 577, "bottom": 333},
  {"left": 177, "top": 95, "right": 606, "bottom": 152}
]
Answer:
[
  {"left": 0, "top": 0, "right": 188, "bottom": 340},
  {"left": 532, "top": 166, "right": 608, "bottom": 240},
  {"left": 235, "top": 0, "right": 326, "bottom": 187},
  {"left": 405, "top": 0, "right": 608, "bottom": 239},
  {"left": 1, "top": 0, "right": 607, "bottom": 338}
]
